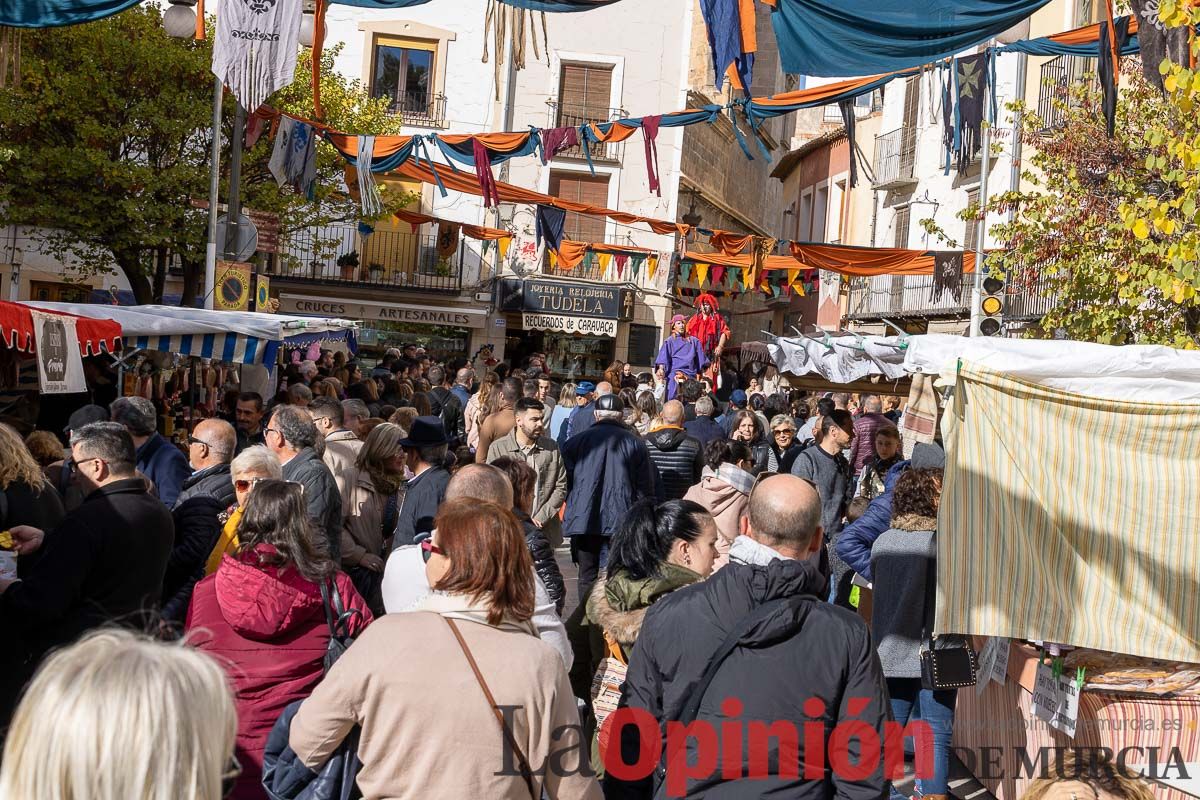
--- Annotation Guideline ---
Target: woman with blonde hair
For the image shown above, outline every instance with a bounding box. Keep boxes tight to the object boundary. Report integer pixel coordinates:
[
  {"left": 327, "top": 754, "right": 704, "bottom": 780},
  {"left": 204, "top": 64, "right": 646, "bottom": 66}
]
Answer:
[
  {"left": 0, "top": 628, "right": 238, "bottom": 800},
  {"left": 548, "top": 381, "right": 577, "bottom": 442},
  {"left": 288, "top": 500, "right": 600, "bottom": 799},
  {"left": 339, "top": 422, "right": 406, "bottom": 613},
  {"left": 0, "top": 423, "right": 65, "bottom": 533},
  {"left": 464, "top": 370, "right": 499, "bottom": 450}
]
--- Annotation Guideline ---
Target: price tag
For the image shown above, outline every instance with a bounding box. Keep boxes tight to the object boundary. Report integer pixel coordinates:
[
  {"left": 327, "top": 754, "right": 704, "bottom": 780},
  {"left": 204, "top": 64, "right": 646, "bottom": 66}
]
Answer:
[
  {"left": 1050, "top": 671, "right": 1082, "bottom": 739},
  {"left": 976, "top": 638, "right": 998, "bottom": 695},
  {"left": 1031, "top": 660, "right": 1059, "bottom": 723},
  {"left": 990, "top": 637, "right": 1010, "bottom": 686}
]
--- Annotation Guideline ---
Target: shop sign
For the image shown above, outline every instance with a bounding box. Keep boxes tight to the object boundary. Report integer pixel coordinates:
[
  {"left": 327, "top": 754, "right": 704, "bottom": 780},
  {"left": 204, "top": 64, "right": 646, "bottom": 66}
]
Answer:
[
  {"left": 498, "top": 278, "right": 619, "bottom": 319},
  {"left": 31, "top": 311, "right": 85, "bottom": 394},
  {"left": 278, "top": 295, "right": 486, "bottom": 329},
  {"left": 522, "top": 312, "right": 617, "bottom": 337},
  {"left": 215, "top": 261, "right": 252, "bottom": 312}
]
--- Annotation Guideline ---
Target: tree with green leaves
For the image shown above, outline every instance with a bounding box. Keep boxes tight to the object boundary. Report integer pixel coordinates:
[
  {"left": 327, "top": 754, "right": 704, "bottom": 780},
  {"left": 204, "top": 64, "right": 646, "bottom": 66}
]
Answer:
[{"left": 0, "top": 6, "right": 413, "bottom": 306}]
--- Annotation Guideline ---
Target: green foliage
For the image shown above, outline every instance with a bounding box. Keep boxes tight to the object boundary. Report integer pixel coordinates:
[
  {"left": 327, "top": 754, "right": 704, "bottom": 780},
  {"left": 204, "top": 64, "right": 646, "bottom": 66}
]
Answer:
[
  {"left": 0, "top": 8, "right": 416, "bottom": 303},
  {"left": 979, "top": 73, "right": 1200, "bottom": 347}
]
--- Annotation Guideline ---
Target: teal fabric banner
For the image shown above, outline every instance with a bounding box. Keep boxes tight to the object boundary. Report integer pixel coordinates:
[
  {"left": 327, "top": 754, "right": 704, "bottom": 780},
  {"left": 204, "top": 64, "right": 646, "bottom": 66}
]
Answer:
[
  {"left": 771, "top": 0, "right": 1052, "bottom": 77},
  {"left": 2, "top": 0, "right": 140, "bottom": 28}
]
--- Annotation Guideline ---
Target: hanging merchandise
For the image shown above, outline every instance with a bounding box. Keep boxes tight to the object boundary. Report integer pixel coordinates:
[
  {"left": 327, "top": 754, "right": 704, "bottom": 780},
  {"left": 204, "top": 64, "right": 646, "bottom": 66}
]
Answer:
[
  {"left": 1097, "top": 16, "right": 1132, "bottom": 138},
  {"left": 769, "top": 0, "right": 1051, "bottom": 78},
  {"left": 535, "top": 204, "right": 567, "bottom": 252},
  {"left": 436, "top": 222, "right": 460, "bottom": 260},
  {"left": 268, "top": 117, "right": 317, "bottom": 199},
  {"left": 356, "top": 135, "right": 384, "bottom": 217},
  {"left": 930, "top": 252, "right": 964, "bottom": 299},
  {"left": 641, "top": 115, "right": 663, "bottom": 196},
  {"left": 952, "top": 52, "right": 988, "bottom": 173},
  {"left": 211, "top": 0, "right": 303, "bottom": 114}
]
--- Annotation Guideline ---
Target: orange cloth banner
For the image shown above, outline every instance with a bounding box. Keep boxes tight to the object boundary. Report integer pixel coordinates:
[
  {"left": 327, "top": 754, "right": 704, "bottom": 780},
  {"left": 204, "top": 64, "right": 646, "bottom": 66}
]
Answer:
[
  {"left": 709, "top": 231, "right": 753, "bottom": 256},
  {"left": 393, "top": 209, "right": 511, "bottom": 241},
  {"left": 681, "top": 244, "right": 980, "bottom": 278},
  {"left": 554, "top": 240, "right": 655, "bottom": 271}
]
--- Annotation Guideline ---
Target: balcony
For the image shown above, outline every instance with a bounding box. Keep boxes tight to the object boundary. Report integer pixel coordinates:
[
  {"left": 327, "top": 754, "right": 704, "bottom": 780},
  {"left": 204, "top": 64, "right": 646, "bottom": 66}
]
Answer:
[
  {"left": 873, "top": 128, "right": 918, "bottom": 190},
  {"left": 546, "top": 102, "right": 628, "bottom": 162},
  {"left": 1036, "top": 55, "right": 1096, "bottom": 132},
  {"left": 271, "top": 223, "right": 463, "bottom": 293},
  {"left": 377, "top": 89, "right": 447, "bottom": 129},
  {"left": 846, "top": 270, "right": 1060, "bottom": 323}
]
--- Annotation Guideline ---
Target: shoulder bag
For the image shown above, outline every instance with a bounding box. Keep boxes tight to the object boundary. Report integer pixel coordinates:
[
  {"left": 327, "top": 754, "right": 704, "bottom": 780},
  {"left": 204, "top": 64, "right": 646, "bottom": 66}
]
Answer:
[
  {"left": 918, "top": 561, "right": 977, "bottom": 690},
  {"left": 590, "top": 631, "right": 627, "bottom": 754},
  {"left": 443, "top": 616, "right": 539, "bottom": 800}
]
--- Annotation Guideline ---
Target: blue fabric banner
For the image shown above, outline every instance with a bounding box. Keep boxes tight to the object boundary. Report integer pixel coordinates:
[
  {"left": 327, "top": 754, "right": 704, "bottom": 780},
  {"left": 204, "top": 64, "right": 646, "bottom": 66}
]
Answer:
[
  {"left": 770, "top": 0, "right": 1053, "bottom": 77},
  {"left": 2, "top": 0, "right": 140, "bottom": 27}
]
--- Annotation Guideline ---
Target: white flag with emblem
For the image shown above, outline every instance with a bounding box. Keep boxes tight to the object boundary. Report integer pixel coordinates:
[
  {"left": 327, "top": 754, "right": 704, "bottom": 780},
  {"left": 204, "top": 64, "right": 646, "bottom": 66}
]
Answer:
[{"left": 212, "top": 0, "right": 303, "bottom": 114}]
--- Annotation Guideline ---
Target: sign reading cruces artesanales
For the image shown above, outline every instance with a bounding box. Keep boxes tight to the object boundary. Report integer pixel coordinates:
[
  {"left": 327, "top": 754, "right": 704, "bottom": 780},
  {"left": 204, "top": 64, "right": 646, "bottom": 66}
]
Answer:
[{"left": 497, "top": 278, "right": 620, "bottom": 337}]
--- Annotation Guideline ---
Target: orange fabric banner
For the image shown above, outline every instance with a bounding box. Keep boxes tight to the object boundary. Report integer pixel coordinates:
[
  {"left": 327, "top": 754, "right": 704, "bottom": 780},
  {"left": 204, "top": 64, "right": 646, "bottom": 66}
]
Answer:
[
  {"left": 681, "top": 244, "right": 980, "bottom": 277},
  {"left": 554, "top": 240, "right": 655, "bottom": 271},
  {"left": 709, "top": 231, "right": 753, "bottom": 256},
  {"left": 393, "top": 209, "right": 511, "bottom": 242}
]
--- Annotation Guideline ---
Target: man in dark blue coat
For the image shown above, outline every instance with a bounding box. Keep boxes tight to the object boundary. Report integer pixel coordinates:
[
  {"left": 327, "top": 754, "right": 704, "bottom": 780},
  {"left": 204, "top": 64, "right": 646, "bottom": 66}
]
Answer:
[{"left": 560, "top": 393, "right": 655, "bottom": 604}]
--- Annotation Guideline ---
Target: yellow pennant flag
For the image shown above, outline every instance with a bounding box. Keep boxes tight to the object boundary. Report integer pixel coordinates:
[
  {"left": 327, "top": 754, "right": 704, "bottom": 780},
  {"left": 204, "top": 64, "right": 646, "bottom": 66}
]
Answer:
[
  {"left": 549, "top": 250, "right": 559, "bottom": 270},
  {"left": 648, "top": 254, "right": 659, "bottom": 280},
  {"left": 695, "top": 262, "right": 710, "bottom": 286},
  {"left": 498, "top": 236, "right": 512, "bottom": 260},
  {"left": 742, "top": 267, "right": 752, "bottom": 288},
  {"left": 598, "top": 252, "right": 613, "bottom": 272},
  {"left": 787, "top": 267, "right": 801, "bottom": 287}
]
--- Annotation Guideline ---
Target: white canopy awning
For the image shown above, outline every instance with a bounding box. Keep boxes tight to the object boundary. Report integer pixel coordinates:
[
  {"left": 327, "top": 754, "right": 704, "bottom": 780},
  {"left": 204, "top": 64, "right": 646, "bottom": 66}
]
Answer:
[{"left": 26, "top": 303, "right": 357, "bottom": 366}]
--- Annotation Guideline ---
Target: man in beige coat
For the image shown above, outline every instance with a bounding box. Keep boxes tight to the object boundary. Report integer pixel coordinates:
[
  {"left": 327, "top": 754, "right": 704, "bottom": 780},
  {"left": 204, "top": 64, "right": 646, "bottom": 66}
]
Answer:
[
  {"left": 486, "top": 397, "right": 568, "bottom": 548},
  {"left": 310, "top": 397, "right": 362, "bottom": 495}
]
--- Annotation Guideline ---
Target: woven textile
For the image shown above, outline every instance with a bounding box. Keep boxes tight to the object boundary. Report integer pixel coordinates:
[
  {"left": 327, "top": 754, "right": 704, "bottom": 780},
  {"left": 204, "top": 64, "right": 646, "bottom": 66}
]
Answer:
[{"left": 939, "top": 364, "right": 1200, "bottom": 663}]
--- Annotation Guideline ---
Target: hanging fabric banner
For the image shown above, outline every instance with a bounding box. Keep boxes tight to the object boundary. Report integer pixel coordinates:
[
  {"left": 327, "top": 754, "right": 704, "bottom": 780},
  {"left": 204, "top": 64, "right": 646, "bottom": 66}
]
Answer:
[
  {"left": 30, "top": 310, "right": 85, "bottom": 394},
  {"left": 695, "top": 262, "right": 710, "bottom": 286},
  {"left": 535, "top": 204, "right": 567, "bottom": 252},
  {"left": 437, "top": 223, "right": 460, "bottom": 259},
  {"left": 212, "top": 0, "right": 303, "bottom": 113},
  {"left": 498, "top": 236, "right": 513, "bottom": 260},
  {"left": 268, "top": 117, "right": 317, "bottom": 199},
  {"left": 931, "top": 251, "right": 964, "bottom": 299},
  {"left": 953, "top": 52, "right": 988, "bottom": 172},
  {"left": 711, "top": 265, "right": 726, "bottom": 286},
  {"left": 648, "top": 254, "right": 660, "bottom": 281},
  {"left": 356, "top": 135, "right": 384, "bottom": 217}
]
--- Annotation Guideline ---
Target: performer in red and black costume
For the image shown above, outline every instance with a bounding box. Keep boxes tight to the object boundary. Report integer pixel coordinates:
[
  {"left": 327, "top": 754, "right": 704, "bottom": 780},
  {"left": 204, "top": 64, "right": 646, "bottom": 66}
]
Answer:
[{"left": 685, "top": 292, "right": 730, "bottom": 386}]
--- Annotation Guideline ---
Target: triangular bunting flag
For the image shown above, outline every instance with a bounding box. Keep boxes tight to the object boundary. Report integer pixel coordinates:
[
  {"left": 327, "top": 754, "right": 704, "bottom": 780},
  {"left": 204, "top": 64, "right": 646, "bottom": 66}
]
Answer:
[
  {"left": 583, "top": 251, "right": 596, "bottom": 271},
  {"left": 648, "top": 254, "right": 659, "bottom": 280},
  {"left": 598, "top": 252, "right": 613, "bottom": 272},
  {"left": 481, "top": 239, "right": 492, "bottom": 256},
  {"left": 787, "top": 267, "right": 801, "bottom": 288},
  {"left": 679, "top": 261, "right": 692, "bottom": 283},
  {"left": 771, "top": 282, "right": 782, "bottom": 298},
  {"left": 614, "top": 254, "right": 629, "bottom": 274},
  {"left": 498, "top": 236, "right": 512, "bottom": 260},
  {"left": 695, "top": 263, "right": 710, "bottom": 286},
  {"left": 742, "top": 268, "right": 753, "bottom": 290},
  {"left": 631, "top": 255, "right": 646, "bottom": 275},
  {"left": 711, "top": 265, "right": 726, "bottom": 286},
  {"left": 549, "top": 250, "right": 559, "bottom": 270}
]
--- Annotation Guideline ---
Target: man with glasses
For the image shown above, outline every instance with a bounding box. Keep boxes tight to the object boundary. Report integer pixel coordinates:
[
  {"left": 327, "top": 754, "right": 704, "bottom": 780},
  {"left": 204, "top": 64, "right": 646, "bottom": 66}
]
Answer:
[
  {"left": 264, "top": 405, "right": 342, "bottom": 563},
  {"left": 310, "top": 397, "right": 361, "bottom": 496},
  {"left": 0, "top": 422, "right": 174, "bottom": 673},
  {"left": 160, "top": 418, "right": 237, "bottom": 626}
]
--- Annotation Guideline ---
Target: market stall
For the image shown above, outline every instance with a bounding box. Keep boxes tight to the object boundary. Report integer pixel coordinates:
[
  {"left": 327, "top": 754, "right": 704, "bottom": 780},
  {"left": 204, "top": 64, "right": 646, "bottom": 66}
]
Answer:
[
  {"left": 26, "top": 302, "right": 357, "bottom": 440},
  {"left": 769, "top": 331, "right": 1200, "bottom": 796}
]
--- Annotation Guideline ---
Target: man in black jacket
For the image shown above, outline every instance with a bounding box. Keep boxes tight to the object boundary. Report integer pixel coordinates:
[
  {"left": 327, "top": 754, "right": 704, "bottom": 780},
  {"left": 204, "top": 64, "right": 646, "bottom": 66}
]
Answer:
[
  {"left": 1, "top": 422, "right": 174, "bottom": 663},
  {"left": 644, "top": 400, "right": 705, "bottom": 500},
  {"left": 426, "top": 365, "right": 465, "bottom": 448},
  {"left": 391, "top": 416, "right": 451, "bottom": 545},
  {"left": 684, "top": 395, "right": 725, "bottom": 449},
  {"left": 266, "top": 405, "right": 342, "bottom": 562},
  {"left": 606, "top": 474, "right": 890, "bottom": 800},
  {"left": 160, "top": 417, "right": 237, "bottom": 625}
]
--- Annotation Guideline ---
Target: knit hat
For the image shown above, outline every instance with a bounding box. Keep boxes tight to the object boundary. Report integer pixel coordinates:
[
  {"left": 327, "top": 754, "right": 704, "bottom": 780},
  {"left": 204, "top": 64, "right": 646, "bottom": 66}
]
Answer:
[{"left": 910, "top": 442, "right": 946, "bottom": 470}]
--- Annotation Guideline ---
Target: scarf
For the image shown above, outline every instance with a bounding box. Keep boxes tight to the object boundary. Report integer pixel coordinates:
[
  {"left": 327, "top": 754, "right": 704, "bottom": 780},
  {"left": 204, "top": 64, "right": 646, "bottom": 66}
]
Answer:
[
  {"left": 411, "top": 591, "right": 539, "bottom": 637},
  {"left": 708, "top": 462, "right": 755, "bottom": 495}
]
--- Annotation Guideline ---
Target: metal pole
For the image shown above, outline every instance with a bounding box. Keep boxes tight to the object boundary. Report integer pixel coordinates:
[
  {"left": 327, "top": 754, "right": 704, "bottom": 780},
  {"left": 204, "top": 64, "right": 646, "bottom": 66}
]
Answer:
[
  {"left": 225, "top": 102, "right": 247, "bottom": 258},
  {"left": 1007, "top": 52, "right": 1028, "bottom": 224},
  {"left": 203, "top": 76, "right": 223, "bottom": 310},
  {"left": 968, "top": 45, "right": 998, "bottom": 338}
]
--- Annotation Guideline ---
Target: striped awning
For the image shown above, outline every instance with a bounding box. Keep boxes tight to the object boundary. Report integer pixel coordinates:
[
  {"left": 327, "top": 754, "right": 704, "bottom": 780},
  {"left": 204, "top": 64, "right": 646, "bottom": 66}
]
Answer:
[{"left": 129, "top": 332, "right": 279, "bottom": 366}]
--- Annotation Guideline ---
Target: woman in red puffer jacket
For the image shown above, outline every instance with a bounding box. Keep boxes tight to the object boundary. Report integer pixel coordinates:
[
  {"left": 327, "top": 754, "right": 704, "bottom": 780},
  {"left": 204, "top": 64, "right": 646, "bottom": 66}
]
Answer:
[{"left": 186, "top": 479, "right": 372, "bottom": 800}]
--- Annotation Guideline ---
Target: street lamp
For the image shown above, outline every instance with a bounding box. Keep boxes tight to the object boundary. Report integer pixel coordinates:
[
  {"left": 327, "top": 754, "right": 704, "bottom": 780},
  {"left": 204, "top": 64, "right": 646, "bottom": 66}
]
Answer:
[{"left": 163, "top": 0, "right": 196, "bottom": 39}]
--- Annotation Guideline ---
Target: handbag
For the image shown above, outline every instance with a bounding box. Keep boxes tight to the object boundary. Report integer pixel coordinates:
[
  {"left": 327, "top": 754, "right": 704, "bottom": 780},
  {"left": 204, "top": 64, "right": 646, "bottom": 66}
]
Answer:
[
  {"left": 590, "top": 631, "right": 627, "bottom": 754},
  {"left": 442, "top": 616, "right": 539, "bottom": 800},
  {"left": 917, "top": 562, "right": 978, "bottom": 691},
  {"left": 262, "top": 580, "right": 364, "bottom": 800}
]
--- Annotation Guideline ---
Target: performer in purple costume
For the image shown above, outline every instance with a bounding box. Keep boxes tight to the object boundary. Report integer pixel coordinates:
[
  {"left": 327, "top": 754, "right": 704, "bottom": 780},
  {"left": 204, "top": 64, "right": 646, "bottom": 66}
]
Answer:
[{"left": 654, "top": 314, "right": 708, "bottom": 401}]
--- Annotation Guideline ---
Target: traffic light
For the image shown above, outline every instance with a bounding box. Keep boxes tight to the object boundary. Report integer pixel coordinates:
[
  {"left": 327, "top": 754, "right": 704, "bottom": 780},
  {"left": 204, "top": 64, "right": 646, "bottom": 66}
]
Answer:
[{"left": 979, "top": 274, "right": 1005, "bottom": 336}]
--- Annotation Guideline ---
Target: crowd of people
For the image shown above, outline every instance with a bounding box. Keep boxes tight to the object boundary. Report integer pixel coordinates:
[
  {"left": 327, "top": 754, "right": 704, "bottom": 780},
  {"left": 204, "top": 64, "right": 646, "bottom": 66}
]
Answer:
[{"left": 0, "top": 344, "right": 1154, "bottom": 800}]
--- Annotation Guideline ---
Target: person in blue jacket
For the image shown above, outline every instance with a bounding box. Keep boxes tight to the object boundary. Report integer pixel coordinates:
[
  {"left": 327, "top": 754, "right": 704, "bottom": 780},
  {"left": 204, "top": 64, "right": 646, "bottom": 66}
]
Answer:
[{"left": 836, "top": 442, "right": 945, "bottom": 581}]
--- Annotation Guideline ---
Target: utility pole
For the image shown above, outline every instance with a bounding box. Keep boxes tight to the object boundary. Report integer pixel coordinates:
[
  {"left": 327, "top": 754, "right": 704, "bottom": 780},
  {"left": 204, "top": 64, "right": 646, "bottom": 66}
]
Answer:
[
  {"left": 202, "top": 75, "right": 223, "bottom": 310},
  {"left": 968, "top": 43, "right": 998, "bottom": 338}
]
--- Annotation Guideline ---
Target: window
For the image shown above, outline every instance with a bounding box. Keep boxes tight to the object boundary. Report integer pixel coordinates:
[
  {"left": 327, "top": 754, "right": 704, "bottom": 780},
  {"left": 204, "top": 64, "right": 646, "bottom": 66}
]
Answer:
[
  {"left": 900, "top": 76, "right": 920, "bottom": 162},
  {"left": 894, "top": 206, "right": 911, "bottom": 248},
  {"left": 549, "top": 171, "right": 610, "bottom": 244},
  {"left": 371, "top": 38, "right": 436, "bottom": 122},
  {"left": 627, "top": 324, "right": 660, "bottom": 367},
  {"left": 558, "top": 63, "right": 615, "bottom": 125},
  {"left": 812, "top": 184, "right": 829, "bottom": 243},
  {"left": 1073, "top": 0, "right": 1102, "bottom": 26},
  {"left": 963, "top": 188, "right": 981, "bottom": 250},
  {"left": 30, "top": 281, "right": 90, "bottom": 303},
  {"left": 798, "top": 190, "right": 813, "bottom": 242}
]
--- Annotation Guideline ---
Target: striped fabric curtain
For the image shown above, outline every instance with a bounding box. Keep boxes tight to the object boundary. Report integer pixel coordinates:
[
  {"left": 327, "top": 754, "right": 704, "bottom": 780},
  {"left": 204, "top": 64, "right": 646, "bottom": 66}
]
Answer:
[{"left": 938, "top": 364, "right": 1200, "bottom": 664}]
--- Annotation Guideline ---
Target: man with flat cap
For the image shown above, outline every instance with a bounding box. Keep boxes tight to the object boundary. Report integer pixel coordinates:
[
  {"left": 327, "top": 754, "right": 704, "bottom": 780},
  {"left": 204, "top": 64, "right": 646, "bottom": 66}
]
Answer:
[{"left": 392, "top": 416, "right": 451, "bottom": 546}]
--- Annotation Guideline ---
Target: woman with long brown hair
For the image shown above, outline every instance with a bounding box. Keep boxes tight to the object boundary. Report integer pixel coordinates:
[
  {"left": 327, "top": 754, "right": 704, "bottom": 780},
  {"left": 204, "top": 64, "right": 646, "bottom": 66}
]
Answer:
[
  {"left": 464, "top": 371, "right": 499, "bottom": 451},
  {"left": 339, "top": 422, "right": 406, "bottom": 613},
  {"left": 186, "top": 480, "right": 371, "bottom": 800},
  {"left": 288, "top": 500, "right": 599, "bottom": 799}
]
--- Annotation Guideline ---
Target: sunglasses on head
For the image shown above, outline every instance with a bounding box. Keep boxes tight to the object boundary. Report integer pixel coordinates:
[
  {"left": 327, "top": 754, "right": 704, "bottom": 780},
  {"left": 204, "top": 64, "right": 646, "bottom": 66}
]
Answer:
[{"left": 420, "top": 539, "right": 444, "bottom": 563}]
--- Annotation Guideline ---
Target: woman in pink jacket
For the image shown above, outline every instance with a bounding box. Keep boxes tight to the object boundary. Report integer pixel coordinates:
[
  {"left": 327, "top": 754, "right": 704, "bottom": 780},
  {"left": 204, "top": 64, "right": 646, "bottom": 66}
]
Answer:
[
  {"left": 186, "top": 479, "right": 372, "bottom": 800},
  {"left": 682, "top": 439, "right": 755, "bottom": 570}
]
